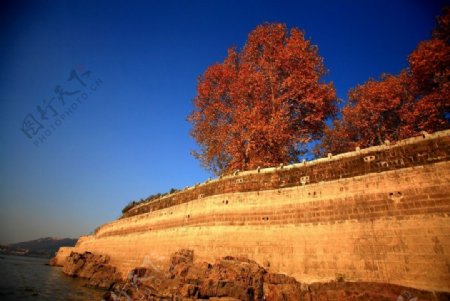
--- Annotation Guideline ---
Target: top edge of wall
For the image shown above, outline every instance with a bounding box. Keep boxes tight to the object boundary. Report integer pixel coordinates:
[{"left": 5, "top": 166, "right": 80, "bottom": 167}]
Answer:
[{"left": 130, "top": 129, "right": 450, "bottom": 212}]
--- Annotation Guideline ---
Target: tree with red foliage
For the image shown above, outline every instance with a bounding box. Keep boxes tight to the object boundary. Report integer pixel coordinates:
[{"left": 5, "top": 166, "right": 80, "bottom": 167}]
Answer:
[
  {"left": 188, "top": 23, "right": 337, "bottom": 175},
  {"left": 319, "top": 72, "right": 414, "bottom": 155},
  {"left": 405, "top": 8, "right": 450, "bottom": 135},
  {"left": 319, "top": 9, "right": 450, "bottom": 155}
]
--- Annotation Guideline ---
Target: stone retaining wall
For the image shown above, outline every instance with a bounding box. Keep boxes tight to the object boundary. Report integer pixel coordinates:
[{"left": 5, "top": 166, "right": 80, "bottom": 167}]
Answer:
[{"left": 65, "top": 131, "right": 450, "bottom": 293}]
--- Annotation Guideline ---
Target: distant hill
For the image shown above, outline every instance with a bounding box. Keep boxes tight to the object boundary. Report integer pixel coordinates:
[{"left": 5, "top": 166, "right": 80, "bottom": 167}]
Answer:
[{"left": 0, "top": 237, "right": 77, "bottom": 258}]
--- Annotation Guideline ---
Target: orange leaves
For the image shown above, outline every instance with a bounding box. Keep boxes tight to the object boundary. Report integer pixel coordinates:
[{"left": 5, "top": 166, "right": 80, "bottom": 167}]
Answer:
[
  {"left": 345, "top": 73, "right": 411, "bottom": 145},
  {"left": 319, "top": 8, "right": 450, "bottom": 156},
  {"left": 189, "top": 23, "right": 337, "bottom": 175},
  {"left": 409, "top": 39, "right": 450, "bottom": 93}
]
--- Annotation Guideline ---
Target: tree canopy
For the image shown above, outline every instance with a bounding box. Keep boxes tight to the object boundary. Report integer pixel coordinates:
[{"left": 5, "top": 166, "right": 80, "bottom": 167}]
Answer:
[
  {"left": 319, "top": 8, "right": 450, "bottom": 155},
  {"left": 189, "top": 23, "right": 337, "bottom": 175}
]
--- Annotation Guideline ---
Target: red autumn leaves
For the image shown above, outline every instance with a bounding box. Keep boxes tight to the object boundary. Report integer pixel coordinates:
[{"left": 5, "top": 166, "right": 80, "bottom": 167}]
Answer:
[
  {"left": 189, "top": 10, "right": 449, "bottom": 175},
  {"left": 188, "top": 24, "right": 337, "bottom": 174},
  {"left": 319, "top": 9, "right": 450, "bottom": 155}
]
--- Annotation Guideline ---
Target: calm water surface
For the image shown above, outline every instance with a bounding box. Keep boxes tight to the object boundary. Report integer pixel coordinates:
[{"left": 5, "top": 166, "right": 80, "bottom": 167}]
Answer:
[{"left": 0, "top": 254, "right": 104, "bottom": 301}]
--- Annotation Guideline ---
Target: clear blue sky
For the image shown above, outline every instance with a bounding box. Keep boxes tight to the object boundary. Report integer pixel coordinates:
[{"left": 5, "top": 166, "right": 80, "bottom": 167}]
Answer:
[{"left": 0, "top": 0, "right": 446, "bottom": 244}]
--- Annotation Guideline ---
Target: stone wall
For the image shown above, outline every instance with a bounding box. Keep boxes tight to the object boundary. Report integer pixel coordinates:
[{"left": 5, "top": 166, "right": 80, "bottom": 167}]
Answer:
[
  {"left": 123, "top": 131, "right": 449, "bottom": 218},
  {"left": 68, "top": 131, "right": 450, "bottom": 293},
  {"left": 51, "top": 246, "right": 74, "bottom": 266}
]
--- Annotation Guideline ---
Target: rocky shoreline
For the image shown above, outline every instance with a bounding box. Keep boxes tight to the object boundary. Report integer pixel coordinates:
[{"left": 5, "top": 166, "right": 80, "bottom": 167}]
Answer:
[
  {"left": 51, "top": 250, "right": 449, "bottom": 301},
  {"left": 51, "top": 251, "right": 121, "bottom": 289}
]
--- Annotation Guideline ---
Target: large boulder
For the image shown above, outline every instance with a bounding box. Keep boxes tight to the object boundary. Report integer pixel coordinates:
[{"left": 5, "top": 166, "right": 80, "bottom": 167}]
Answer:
[{"left": 61, "top": 251, "right": 121, "bottom": 289}]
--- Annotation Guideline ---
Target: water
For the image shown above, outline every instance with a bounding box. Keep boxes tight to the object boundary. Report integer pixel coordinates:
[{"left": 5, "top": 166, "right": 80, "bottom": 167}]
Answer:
[{"left": 0, "top": 254, "right": 105, "bottom": 301}]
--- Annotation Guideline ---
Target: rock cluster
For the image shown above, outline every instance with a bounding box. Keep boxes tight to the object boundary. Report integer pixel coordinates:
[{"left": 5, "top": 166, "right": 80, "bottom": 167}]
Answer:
[
  {"left": 55, "top": 250, "right": 447, "bottom": 300},
  {"left": 103, "top": 249, "right": 303, "bottom": 300},
  {"left": 100, "top": 250, "right": 446, "bottom": 301},
  {"left": 60, "top": 251, "right": 121, "bottom": 289}
]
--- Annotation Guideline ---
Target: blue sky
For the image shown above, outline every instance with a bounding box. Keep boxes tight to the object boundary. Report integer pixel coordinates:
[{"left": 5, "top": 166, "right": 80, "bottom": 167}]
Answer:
[{"left": 0, "top": 0, "right": 446, "bottom": 244}]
